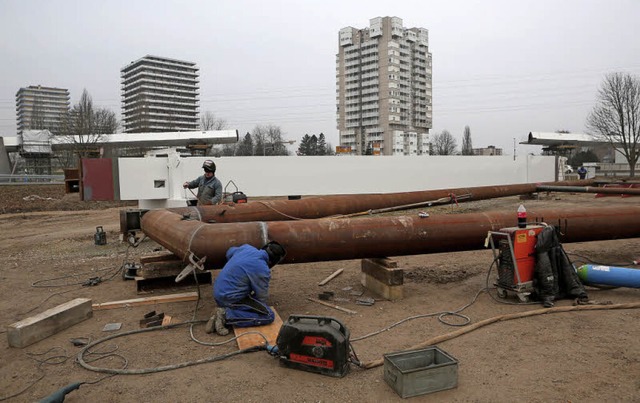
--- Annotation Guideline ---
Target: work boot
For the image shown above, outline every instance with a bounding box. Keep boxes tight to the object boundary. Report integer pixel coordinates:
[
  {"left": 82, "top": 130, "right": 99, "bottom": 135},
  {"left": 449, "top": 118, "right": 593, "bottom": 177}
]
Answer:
[
  {"left": 205, "top": 312, "right": 217, "bottom": 334},
  {"left": 214, "top": 307, "right": 229, "bottom": 336}
]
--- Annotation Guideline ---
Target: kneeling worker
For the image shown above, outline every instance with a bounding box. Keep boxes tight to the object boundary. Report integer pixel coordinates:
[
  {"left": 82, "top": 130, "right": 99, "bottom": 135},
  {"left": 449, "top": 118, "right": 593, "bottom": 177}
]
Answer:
[{"left": 207, "top": 241, "right": 287, "bottom": 335}]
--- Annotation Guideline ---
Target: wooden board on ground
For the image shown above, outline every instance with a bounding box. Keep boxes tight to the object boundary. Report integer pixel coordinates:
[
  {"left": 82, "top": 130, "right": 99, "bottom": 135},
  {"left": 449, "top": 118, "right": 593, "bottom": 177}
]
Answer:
[
  {"left": 92, "top": 292, "right": 198, "bottom": 311},
  {"left": 234, "top": 307, "right": 283, "bottom": 350},
  {"left": 8, "top": 298, "right": 93, "bottom": 348}
]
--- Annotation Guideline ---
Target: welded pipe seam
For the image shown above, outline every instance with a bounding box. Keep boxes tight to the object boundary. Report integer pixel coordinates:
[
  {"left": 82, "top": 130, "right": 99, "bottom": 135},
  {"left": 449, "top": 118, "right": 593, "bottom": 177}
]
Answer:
[
  {"left": 258, "top": 221, "right": 268, "bottom": 245},
  {"left": 187, "top": 223, "right": 207, "bottom": 260}
]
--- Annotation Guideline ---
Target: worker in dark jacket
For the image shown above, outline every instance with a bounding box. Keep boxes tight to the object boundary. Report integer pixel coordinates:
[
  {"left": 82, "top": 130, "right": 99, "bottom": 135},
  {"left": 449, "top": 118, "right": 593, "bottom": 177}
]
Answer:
[
  {"left": 577, "top": 165, "right": 588, "bottom": 180},
  {"left": 206, "top": 242, "right": 287, "bottom": 335},
  {"left": 183, "top": 159, "right": 223, "bottom": 205}
]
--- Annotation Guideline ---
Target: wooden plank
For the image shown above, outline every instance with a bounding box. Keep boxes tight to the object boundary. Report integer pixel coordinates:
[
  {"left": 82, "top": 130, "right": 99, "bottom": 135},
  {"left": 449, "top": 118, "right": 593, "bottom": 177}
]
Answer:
[
  {"left": 307, "top": 297, "right": 357, "bottom": 314},
  {"left": 7, "top": 298, "right": 93, "bottom": 348},
  {"left": 140, "top": 253, "right": 181, "bottom": 264},
  {"left": 234, "top": 308, "right": 283, "bottom": 350},
  {"left": 370, "top": 257, "right": 398, "bottom": 268},
  {"left": 318, "top": 268, "right": 344, "bottom": 286},
  {"left": 139, "top": 261, "right": 187, "bottom": 279},
  {"left": 361, "top": 272, "right": 403, "bottom": 301},
  {"left": 92, "top": 292, "right": 198, "bottom": 311},
  {"left": 361, "top": 259, "right": 404, "bottom": 286}
]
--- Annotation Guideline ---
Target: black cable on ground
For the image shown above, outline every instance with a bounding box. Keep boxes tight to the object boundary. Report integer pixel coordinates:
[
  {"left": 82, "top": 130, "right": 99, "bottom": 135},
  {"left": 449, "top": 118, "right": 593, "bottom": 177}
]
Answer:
[
  {"left": 76, "top": 321, "right": 265, "bottom": 375},
  {"left": 0, "top": 347, "right": 70, "bottom": 401},
  {"left": 351, "top": 254, "right": 542, "bottom": 345},
  {"left": 22, "top": 245, "right": 135, "bottom": 315}
]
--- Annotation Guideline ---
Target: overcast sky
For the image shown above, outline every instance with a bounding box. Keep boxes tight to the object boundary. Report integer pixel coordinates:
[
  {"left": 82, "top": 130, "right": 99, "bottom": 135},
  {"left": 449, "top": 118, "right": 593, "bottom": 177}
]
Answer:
[{"left": 1, "top": 0, "right": 639, "bottom": 155}]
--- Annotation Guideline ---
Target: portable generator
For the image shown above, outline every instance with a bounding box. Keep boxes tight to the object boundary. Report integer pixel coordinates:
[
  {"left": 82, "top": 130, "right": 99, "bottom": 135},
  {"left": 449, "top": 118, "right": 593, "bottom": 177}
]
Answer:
[
  {"left": 488, "top": 225, "right": 544, "bottom": 302},
  {"left": 275, "top": 315, "right": 351, "bottom": 377}
]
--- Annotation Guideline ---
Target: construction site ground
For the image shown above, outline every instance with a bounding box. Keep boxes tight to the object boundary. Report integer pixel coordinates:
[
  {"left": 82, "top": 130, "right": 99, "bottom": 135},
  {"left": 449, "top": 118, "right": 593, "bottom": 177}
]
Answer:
[{"left": 1, "top": 184, "right": 639, "bottom": 402}]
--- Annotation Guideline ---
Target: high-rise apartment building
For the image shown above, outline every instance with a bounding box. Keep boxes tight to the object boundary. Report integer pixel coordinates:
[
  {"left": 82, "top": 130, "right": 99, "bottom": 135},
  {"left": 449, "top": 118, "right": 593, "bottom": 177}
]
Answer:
[
  {"left": 15, "top": 85, "right": 70, "bottom": 135},
  {"left": 121, "top": 55, "right": 199, "bottom": 133},
  {"left": 336, "top": 17, "right": 432, "bottom": 155}
]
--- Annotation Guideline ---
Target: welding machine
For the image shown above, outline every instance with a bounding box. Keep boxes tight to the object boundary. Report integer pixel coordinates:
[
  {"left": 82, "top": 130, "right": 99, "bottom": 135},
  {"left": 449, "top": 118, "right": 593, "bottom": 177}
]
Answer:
[
  {"left": 275, "top": 315, "right": 351, "bottom": 377},
  {"left": 488, "top": 225, "right": 544, "bottom": 302}
]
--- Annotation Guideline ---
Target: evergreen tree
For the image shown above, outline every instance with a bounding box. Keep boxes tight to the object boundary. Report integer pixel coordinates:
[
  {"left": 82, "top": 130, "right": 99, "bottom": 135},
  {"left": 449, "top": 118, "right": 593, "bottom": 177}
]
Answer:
[
  {"left": 309, "top": 134, "right": 318, "bottom": 155},
  {"left": 461, "top": 126, "right": 473, "bottom": 155},
  {"left": 236, "top": 132, "right": 254, "bottom": 156},
  {"left": 297, "top": 134, "right": 312, "bottom": 155},
  {"left": 317, "top": 133, "right": 327, "bottom": 155}
]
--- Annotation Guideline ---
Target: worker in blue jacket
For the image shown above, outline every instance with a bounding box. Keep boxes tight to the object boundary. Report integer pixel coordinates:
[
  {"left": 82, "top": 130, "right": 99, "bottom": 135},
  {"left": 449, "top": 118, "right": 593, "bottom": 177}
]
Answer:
[{"left": 206, "top": 241, "right": 287, "bottom": 335}]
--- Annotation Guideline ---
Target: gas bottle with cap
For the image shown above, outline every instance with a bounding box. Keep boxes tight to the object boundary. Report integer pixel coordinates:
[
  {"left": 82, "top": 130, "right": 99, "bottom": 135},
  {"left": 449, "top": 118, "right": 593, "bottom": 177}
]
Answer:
[{"left": 517, "top": 205, "right": 527, "bottom": 228}]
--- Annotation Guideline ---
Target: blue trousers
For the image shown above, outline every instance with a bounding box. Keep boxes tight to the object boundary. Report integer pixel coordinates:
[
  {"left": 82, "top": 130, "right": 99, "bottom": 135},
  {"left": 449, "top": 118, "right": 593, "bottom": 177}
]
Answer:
[{"left": 216, "top": 294, "right": 275, "bottom": 328}]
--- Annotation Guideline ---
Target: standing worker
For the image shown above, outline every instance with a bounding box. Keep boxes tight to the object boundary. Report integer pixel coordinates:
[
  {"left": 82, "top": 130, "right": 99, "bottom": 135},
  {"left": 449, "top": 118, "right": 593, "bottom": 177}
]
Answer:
[
  {"left": 183, "top": 160, "right": 223, "bottom": 205},
  {"left": 577, "top": 165, "right": 588, "bottom": 180},
  {"left": 206, "top": 242, "right": 287, "bottom": 336}
]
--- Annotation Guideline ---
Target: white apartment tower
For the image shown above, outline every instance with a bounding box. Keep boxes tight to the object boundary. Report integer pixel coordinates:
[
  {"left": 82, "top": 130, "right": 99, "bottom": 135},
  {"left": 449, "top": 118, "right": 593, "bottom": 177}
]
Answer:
[
  {"left": 336, "top": 17, "right": 432, "bottom": 155},
  {"left": 121, "top": 55, "right": 199, "bottom": 133},
  {"left": 15, "top": 85, "right": 70, "bottom": 135}
]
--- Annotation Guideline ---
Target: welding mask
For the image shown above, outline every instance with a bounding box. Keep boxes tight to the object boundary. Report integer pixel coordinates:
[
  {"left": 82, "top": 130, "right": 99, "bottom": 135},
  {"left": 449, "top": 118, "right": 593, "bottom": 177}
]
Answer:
[
  {"left": 263, "top": 241, "right": 286, "bottom": 268},
  {"left": 202, "top": 160, "right": 216, "bottom": 174}
]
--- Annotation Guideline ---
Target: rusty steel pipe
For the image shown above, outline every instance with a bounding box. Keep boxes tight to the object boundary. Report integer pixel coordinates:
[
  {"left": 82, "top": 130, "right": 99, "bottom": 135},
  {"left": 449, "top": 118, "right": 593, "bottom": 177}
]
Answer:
[
  {"left": 141, "top": 205, "right": 640, "bottom": 268},
  {"left": 168, "top": 180, "right": 594, "bottom": 224},
  {"left": 537, "top": 185, "right": 640, "bottom": 195}
]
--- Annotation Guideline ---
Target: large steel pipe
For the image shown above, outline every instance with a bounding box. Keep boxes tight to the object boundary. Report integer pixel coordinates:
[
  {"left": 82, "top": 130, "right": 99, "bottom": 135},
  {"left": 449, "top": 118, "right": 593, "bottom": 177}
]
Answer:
[
  {"left": 168, "top": 180, "right": 594, "bottom": 223},
  {"left": 537, "top": 185, "right": 640, "bottom": 195},
  {"left": 141, "top": 205, "right": 640, "bottom": 268}
]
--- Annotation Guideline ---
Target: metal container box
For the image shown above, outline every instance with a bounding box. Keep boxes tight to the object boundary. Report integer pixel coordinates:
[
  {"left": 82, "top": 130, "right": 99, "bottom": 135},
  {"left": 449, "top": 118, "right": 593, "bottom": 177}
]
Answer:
[{"left": 383, "top": 346, "right": 458, "bottom": 398}]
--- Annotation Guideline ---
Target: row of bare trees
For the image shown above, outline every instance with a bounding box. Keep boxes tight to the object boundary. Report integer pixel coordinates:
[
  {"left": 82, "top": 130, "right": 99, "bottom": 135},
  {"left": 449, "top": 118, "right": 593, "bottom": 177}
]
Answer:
[{"left": 430, "top": 125, "right": 471, "bottom": 155}]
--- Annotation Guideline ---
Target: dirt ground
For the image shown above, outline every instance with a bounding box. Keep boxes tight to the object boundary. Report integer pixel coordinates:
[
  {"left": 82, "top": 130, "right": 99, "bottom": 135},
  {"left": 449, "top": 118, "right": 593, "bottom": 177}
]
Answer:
[{"left": 0, "top": 184, "right": 639, "bottom": 402}]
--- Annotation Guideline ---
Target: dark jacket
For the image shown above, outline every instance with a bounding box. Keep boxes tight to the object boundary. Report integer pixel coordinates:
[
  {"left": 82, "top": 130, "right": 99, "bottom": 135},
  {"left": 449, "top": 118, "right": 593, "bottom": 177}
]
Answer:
[
  {"left": 187, "top": 175, "right": 222, "bottom": 205},
  {"left": 534, "top": 226, "right": 587, "bottom": 306}
]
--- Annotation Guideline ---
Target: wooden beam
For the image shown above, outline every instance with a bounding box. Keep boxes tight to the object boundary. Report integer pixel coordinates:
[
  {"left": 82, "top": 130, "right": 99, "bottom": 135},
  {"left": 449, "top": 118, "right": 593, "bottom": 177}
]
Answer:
[
  {"left": 318, "top": 268, "right": 344, "bottom": 286},
  {"left": 7, "top": 298, "right": 93, "bottom": 348},
  {"left": 361, "top": 259, "right": 404, "bottom": 285},
  {"left": 370, "top": 257, "right": 398, "bottom": 268},
  {"left": 140, "top": 253, "right": 181, "bottom": 264},
  {"left": 307, "top": 297, "right": 357, "bottom": 314},
  {"left": 139, "top": 260, "right": 187, "bottom": 279},
  {"left": 361, "top": 273, "right": 404, "bottom": 301},
  {"left": 92, "top": 292, "right": 198, "bottom": 311}
]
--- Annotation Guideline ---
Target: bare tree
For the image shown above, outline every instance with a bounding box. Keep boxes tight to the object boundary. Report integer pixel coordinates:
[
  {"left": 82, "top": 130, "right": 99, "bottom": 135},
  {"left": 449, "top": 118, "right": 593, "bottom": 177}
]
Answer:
[
  {"left": 200, "top": 111, "right": 228, "bottom": 131},
  {"left": 587, "top": 72, "right": 640, "bottom": 177},
  {"left": 252, "top": 124, "right": 289, "bottom": 156},
  {"left": 461, "top": 125, "right": 473, "bottom": 155},
  {"left": 58, "top": 89, "right": 119, "bottom": 158},
  {"left": 432, "top": 129, "right": 458, "bottom": 155}
]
